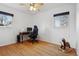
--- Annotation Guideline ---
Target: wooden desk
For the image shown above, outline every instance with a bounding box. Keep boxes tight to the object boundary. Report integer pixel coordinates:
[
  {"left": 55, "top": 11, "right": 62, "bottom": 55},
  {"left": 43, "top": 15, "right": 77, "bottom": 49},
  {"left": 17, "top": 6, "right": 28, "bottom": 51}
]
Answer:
[{"left": 19, "top": 32, "right": 29, "bottom": 43}]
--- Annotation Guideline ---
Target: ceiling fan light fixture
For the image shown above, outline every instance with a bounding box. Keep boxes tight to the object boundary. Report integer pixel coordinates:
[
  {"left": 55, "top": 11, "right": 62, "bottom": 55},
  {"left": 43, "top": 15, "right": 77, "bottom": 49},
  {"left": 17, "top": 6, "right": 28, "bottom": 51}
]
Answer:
[
  {"left": 20, "top": 3, "right": 44, "bottom": 11},
  {"left": 30, "top": 6, "right": 33, "bottom": 11},
  {"left": 33, "top": 7, "right": 37, "bottom": 11},
  {"left": 30, "top": 6, "right": 37, "bottom": 11},
  {"left": 29, "top": 3, "right": 43, "bottom": 11}
]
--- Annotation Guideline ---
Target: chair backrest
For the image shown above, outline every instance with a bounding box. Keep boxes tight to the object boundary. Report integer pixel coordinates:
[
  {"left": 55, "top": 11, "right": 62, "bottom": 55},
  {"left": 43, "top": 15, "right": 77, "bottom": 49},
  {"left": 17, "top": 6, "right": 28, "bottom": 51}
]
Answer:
[{"left": 32, "top": 27, "right": 38, "bottom": 35}]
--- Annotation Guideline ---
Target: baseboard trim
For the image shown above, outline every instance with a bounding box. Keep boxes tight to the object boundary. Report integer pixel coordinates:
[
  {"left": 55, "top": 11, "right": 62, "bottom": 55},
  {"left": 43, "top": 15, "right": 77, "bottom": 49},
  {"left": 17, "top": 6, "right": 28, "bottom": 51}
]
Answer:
[{"left": 0, "top": 41, "right": 17, "bottom": 47}]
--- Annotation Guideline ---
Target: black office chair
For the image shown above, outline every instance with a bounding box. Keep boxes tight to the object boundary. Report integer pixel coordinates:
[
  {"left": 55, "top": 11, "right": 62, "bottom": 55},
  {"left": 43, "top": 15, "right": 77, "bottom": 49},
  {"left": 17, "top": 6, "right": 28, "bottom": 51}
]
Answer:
[{"left": 29, "top": 25, "right": 38, "bottom": 43}]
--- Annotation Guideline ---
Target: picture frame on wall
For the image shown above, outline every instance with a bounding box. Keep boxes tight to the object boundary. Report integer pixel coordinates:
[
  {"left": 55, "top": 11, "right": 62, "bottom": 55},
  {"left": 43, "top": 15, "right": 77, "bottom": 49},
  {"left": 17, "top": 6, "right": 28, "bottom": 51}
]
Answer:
[{"left": 54, "top": 12, "right": 69, "bottom": 28}]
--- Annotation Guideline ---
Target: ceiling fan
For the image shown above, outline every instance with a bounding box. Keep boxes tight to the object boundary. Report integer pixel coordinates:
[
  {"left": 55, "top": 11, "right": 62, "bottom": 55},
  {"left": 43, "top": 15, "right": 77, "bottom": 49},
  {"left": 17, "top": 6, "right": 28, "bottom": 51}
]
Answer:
[{"left": 20, "top": 3, "right": 44, "bottom": 11}]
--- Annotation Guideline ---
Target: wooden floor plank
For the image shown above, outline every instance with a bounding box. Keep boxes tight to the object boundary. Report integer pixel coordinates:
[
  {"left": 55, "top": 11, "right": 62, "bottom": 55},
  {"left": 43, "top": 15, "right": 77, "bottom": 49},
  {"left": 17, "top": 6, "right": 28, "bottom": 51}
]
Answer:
[{"left": 0, "top": 40, "right": 77, "bottom": 56}]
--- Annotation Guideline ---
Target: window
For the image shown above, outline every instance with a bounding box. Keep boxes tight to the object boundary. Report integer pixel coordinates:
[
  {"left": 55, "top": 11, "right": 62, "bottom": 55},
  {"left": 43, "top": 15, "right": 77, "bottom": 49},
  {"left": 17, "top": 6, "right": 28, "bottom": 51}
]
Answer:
[
  {"left": 0, "top": 11, "right": 14, "bottom": 26},
  {"left": 54, "top": 12, "right": 69, "bottom": 28}
]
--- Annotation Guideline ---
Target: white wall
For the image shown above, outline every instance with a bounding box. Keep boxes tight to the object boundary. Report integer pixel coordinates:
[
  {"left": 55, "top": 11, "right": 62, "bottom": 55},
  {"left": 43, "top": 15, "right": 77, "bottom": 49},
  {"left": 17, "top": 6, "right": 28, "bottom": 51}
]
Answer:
[
  {"left": 0, "top": 4, "right": 32, "bottom": 46},
  {"left": 33, "top": 4, "right": 77, "bottom": 48},
  {"left": 76, "top": 4, "right": 79, "bottom": 56}
]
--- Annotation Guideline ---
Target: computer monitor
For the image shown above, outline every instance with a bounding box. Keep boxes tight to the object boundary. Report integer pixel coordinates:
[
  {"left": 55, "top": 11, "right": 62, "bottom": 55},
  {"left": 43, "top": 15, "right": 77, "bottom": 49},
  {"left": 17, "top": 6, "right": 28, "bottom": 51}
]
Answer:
[{"left": 27, "top": 27, "right": 32, "bottom": 32}]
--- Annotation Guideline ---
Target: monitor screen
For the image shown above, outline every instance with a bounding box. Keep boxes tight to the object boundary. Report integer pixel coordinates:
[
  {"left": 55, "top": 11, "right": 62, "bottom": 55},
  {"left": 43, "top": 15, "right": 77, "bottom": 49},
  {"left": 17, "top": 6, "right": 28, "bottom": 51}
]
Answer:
[{"left": 27, "top": 27, "right": 32, "bottom": 32}]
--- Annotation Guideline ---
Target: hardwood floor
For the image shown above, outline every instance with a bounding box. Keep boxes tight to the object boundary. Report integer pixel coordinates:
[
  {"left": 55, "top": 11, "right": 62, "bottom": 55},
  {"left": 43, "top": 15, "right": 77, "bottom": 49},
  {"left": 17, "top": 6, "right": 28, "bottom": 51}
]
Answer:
[{"left": 0, "top": 40, "right": 77, "bottom": 56}]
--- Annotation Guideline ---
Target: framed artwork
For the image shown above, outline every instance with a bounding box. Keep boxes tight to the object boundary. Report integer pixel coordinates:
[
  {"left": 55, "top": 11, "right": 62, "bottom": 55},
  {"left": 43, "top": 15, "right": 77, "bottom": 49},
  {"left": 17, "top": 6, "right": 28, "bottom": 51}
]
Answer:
[
  {"left": 0, "top": 11, "right": 14, "bottom": 26},
  {"left": 54, "top": 12, "right": 69, "bottom": 28}
]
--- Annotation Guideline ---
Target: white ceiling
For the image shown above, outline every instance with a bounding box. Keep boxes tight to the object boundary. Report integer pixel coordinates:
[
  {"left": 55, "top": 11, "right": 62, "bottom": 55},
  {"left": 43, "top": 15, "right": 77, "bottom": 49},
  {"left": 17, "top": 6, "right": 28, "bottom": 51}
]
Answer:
[{"left": 0, "top": 3, "right": 75, "bottom": 14}]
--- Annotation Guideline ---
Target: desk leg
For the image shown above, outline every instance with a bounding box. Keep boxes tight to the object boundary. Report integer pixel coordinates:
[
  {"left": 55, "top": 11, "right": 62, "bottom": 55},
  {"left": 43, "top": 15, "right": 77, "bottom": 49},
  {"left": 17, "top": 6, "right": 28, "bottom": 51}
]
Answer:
[
  {"left": 22, "top": 35, "right": 23, "bottom": 43},
  {"left": 20, "top": 34, "right": 23, "bottom": 43}
]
